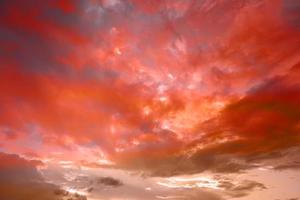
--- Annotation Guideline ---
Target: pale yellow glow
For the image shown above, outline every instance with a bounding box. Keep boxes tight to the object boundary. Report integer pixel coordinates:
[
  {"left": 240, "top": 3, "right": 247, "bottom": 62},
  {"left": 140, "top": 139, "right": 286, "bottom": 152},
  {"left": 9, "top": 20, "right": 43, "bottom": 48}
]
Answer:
[{"left": 157, "top": 176, "right": 220, "bottom": 190}]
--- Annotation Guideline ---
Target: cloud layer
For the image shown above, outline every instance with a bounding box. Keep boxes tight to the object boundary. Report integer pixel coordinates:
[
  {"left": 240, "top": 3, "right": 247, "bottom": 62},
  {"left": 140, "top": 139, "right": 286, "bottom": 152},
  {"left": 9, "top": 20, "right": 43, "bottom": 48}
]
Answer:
[{"left": 0, "top": 0, "right": 300, "bottom": 186}]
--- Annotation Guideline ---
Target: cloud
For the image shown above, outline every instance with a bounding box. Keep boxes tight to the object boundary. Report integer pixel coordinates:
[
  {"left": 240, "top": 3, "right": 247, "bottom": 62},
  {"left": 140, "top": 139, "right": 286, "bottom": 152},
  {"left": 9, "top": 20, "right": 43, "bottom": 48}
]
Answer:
[
  {"left": 108, "top": 62, "right": 300, "bottom": 176},
  {"left": 218, "top": 179, "right": 266, "bottom": 198},
  {"left": 169, "top": 190, "right": 224, "bottom": 200},
  {"left": 0, "top": 152, "right": 43, "bottom": 182},
  {"left": 274, "top": 161, "right": 300, "bottom": 170},
  {"left": 0, "top": 0, "right": 299, "bottom": 182},
  {"left": 0, "top": 152, "right": 87, "bottom": 200},
  {"left": 96, "top": 176, "right": 123, "bottom": 187},
  {"left": 214, "top": 63, "right": 300, "bottom": 152}
]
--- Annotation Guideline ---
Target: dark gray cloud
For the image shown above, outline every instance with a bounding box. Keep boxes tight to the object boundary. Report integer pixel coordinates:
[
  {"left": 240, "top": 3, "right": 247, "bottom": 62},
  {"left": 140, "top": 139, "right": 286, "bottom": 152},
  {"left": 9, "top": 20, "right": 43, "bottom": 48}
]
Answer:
[
  {"left": 218, "top": 179, "right": 266, "bottom": 198},
  {"left": 96, "top": 176, "right": 123, "bottom": 187}
]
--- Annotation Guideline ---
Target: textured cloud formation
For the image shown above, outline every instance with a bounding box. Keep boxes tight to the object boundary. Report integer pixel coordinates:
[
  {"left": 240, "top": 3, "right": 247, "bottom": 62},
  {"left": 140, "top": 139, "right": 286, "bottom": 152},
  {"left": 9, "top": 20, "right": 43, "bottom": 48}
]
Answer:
[
  {"left": 219, "top": 179, "right": 266, "bottom": 198},
  {"left": 0, "top": 152, "right": 43, "bottom": 183},
  {"left": 0, "top": 0, "right": 300, "bottom": 184},
  {"left": 0, "top": 152, "right": 87, "bottom": 200}
]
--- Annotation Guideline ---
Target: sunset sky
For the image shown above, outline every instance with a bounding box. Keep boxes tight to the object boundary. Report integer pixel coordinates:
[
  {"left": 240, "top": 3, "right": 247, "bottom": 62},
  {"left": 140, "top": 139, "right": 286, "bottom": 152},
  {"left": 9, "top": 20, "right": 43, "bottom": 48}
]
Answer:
[{"left": 0, "top": 0, "right": 300, "bottom": 200}]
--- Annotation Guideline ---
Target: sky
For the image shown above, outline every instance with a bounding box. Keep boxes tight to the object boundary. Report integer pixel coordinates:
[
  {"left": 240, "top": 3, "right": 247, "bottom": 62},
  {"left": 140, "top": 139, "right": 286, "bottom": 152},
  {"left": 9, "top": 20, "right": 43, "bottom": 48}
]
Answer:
[{"left": 0, "top": 0, "right": 300, "bottom": 199}]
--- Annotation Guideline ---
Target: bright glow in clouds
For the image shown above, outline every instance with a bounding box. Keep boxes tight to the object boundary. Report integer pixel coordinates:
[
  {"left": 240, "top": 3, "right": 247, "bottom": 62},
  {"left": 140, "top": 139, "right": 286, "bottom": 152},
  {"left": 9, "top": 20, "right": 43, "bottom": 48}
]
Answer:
[
  {"left": 157, "top": 176, "right": 220, "bottom": 190},
  {"left": 65, "top": 187, "right": 88, "bottom": 196}
]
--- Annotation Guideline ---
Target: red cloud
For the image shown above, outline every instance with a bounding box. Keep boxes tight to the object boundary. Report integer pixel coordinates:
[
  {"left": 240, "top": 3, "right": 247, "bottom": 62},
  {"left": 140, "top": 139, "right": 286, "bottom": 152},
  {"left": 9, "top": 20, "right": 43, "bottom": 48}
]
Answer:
[{"left": 0, "top": 0, "right": 299, "bottom": 176}]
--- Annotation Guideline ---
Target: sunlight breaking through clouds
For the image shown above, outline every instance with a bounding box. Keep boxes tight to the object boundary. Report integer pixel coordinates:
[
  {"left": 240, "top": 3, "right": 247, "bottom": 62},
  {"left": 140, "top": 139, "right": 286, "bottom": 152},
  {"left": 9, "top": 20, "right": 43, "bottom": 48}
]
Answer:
[{"left": 157, "top": 176, "right": 220, "bottom": 190}]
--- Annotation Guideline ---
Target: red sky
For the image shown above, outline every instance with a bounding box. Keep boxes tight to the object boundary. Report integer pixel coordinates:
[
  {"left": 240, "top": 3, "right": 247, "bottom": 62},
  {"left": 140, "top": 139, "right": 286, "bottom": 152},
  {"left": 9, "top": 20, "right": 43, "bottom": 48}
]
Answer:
[{"left": 0, "top": 0, "right": 300, "bottom": 200}]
